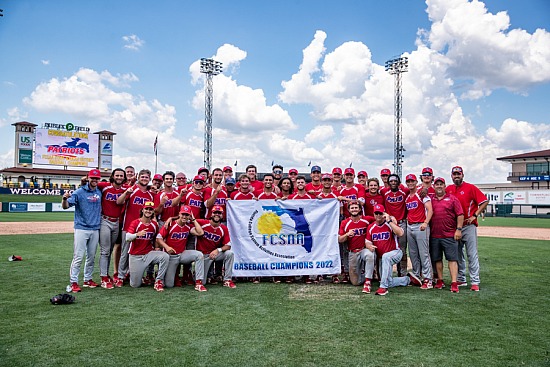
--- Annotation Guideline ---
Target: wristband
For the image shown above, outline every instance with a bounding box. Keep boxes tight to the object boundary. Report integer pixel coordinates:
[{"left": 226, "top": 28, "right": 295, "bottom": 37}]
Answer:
[
  {"left": 218, "top": 247, "right": 223, "bottom": 252},
  {"left": 473, "top": 214, "right": 478, "bottom": 218},
  {"left": 62, "top": 197, "right": 67, "bottom": 201},
  {"left": 456, "top": 227, "right": 462, "bottom": 231}
]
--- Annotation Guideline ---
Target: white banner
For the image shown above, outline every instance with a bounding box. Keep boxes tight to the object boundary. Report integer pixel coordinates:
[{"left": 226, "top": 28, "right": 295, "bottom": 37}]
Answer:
[
  {"left": 227, "top": 199, "right": 341, "bottom": 277},
  {"left": 528, "top": 190, "right": 550, "bottom": 204},
  {"left": 51, "top": 203, "right": 75, "bottom": 212},
  {"left": 34, "top": 128, "right": 99, "bottom": 168},
  {"left": 27, "top": 203, "right": 46, "bottom": 212}
]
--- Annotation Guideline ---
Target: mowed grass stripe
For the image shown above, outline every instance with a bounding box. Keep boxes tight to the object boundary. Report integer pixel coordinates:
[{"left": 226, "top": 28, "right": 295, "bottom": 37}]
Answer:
[{"left": 0, "top": 234, "right": 549, "bottom": 366}]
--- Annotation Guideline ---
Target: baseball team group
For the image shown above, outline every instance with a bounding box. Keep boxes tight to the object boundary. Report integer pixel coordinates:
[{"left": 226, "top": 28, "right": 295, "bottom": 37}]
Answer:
[{"left": 63, "top": 162, "right": 488, "bottom": 296}]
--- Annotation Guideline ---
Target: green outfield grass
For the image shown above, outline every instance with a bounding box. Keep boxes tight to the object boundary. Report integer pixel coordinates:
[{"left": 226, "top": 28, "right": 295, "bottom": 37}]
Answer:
[
  {"left": 478, "top": 216, "right": 550, "bottom": 228},
  {"left": 0, "top": 194, "right": 63, "bottom": 203},
  {"left": 0, "top": 212, "right": 74, "bottom": 222},
  {"left": 0, "top": 234, "right": 548, "bottom": 367}
]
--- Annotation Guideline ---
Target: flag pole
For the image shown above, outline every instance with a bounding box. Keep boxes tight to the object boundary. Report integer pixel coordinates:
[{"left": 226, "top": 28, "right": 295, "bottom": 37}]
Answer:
[{"left": 154, "top": 134, "right": 158, "bottom": 174}]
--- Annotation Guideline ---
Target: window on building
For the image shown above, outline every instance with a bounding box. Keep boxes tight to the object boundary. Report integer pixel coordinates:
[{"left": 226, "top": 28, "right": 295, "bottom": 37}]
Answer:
[{"left": 527, "top": 163, "right": 549, "bottom": 175}]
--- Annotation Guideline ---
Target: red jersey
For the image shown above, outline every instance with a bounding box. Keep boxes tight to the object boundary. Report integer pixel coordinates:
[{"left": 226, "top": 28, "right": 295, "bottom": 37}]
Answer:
[
  {"left": 418, "top": 184, "right": 436, "bottom": 198},
  {"left": 255, "top": 190, "right": 278, "bottom": 200},
  {"left": 430, "top": 194, "right": 464, "bottom": 238},
  {"left": 339, "top": 216, "right": 373, "bottom": 252},
  {"left": 122, "top": 186, "right": 155, "bottom": 231},
  {"left": 183, "top": 190, "right": 204, "bottom": 219},
  {"left": 339, "top": 184, "right": 365, "bottom": 218},
  {"left": 158, "top": 221, "right": 193, "bottom": 254},
  {"left": 383, "top": 187, "right": 410, "bottom": 221},
  {"left": 318, "top": 191, "right": 338, "bottom": 200},
  {"left": 289, "top": 192, "right": 314, "bottom": 200},
  {"left": 196, "top": 219, "right": 231, "bottom": 254},
  {"left": 203, "top": 186, "right": 229, "bottom": 220},
  {"left": 154, "top": 190, "right": 180, "bottom": 222},
  {"left": 446, "top": 182, "right": 487, "bottom": 226},
  {"left": 127, "top": 219, "right": 158, "bottom": 255},
  {"left": 97, "top": 182, "right": 125, "bottom": 219},
  {"left": 366, "top": 222, "right": 400, "bottom": 257},
  {"left": 238, "top": 180, "right": 264, "bottom": 192},
  {"left": 305, "top": 182, "right": 323, "bottom": 196},
  {"left": 363, "top": 192, "right": 384, "bottom": 217},
  {"left": 231, "top": 190, "right": 256, "bottom": 200},
  {"left": 406, "top": 192, "right": 430, "bottom": 224}
]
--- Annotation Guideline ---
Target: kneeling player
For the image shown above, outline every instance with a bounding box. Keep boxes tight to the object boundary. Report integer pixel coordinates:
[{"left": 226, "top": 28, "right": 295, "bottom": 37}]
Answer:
[
  {"left": 125, "top": 201, "right": 169, "bottom": 292},
  {"left": 156, "top": 205, "right": 207, "bottom": 291}
]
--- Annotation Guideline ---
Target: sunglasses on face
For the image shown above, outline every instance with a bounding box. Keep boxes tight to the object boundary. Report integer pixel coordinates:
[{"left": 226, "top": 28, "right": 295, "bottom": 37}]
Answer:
[
  {"left": 374, "top": 212, "right": 384, "bottom": 215},
  {"left": 194, "top": 181, "right": 204, "bottom": 184},
  {"left": 273, "top": 170, "right": 282, "bottom": 174},
  {"left": 212, "top": 211, "right": 223, "bottom": 215}
]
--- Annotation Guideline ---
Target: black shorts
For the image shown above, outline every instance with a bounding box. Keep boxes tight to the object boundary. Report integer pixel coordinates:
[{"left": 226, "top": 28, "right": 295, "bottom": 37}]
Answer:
[{"left": 430, "top": 237, "right": 458, "bottom": 262}]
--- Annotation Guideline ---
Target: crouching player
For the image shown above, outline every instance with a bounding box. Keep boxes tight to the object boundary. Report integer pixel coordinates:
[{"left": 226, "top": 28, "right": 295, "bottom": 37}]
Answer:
[
  {"left": 156, "top": 205, "right": 207, "bottom": 291},
  {"left": 125, "top": 201, "right": 169, "bottom": 292},
  {"left": 196, "top": 205, "right": 237, "bottom": 289},
  {"left": 366, "top": 204, "right": 422, "bottom": 296}
]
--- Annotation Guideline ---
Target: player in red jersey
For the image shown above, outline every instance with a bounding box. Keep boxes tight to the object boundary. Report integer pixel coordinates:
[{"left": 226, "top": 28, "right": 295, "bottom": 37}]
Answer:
[
  {"left": 445, "top": 166, "right": 488, "bottom": 291},
  {"left": 125, "top": 201, "right": 169, "bottom": 292},
  {"left": 405, "top": 174, "right": 433, "bottom": 289},
  {"left": 363, "top": 178, "right": 384, "bottom": 217},
  {"left": 115, "top": 169, "right": 155, "bottom": 287},
  {"left": 150, "top": 173, "right": 164, "bottom": 195},
  {"left": 277, "top": 177, "right": 294, "bottom": 200},
  {"left": 156, "top": 205, "right": 207, "bottom": 291},
  {"left": 224, "top": 177, "right": 237, "bottom": 198},
  {"left": 357, "top": 170, "right": 368, "bottom": 190},
  {"left": 175, "top": 172, "right": 189, "bottom": 193},
  {"left": 244, "top": 164, "right": 264, "bottom": 192},
  {"left": 154, "top": 171, "right": 180, "bottom": 226},
  {"left": 288, "top": 176, "right": 315, "bottom": 200},
  {"left": 231, "top": 175, "right": 256, "bottom": 200},
  {"left": 430, "top": 177, "right": 464, "bottom": 292},
  {"left": 97, "top": 168, "right": 126, "bottom": 289},
  {"left": 272, "top": 164, "right": 284, "bottom": 188},
  {"left": 204, "top": 168, "right": 229, "bottom": 222},
  {"left": 288, "top": 168, "right": 299, "bottom": 187},
  {"left": 255, "top": 173, "right": 278, "bottom": 200},
  {"left": 196, "top": 205, "right": 236, "bottom": 288},
  {"left": 366, "top": 204, "right": 421, "bottom": 296},
  {"left": 305, "top": 165, "right": 323, "bottom": 196},
  {"left": 223, "top": 166, "right": 233, "bottom": 180},
  {"left": 318, "top": 173, "right": 339, "bottom": 200},
  {"left": 332, "top": 167, "right": 343, "bottom": 192},
  {"left": 125, "top": 165, "right": 136, "bottom": 186},
  {"left": 383, "top": 174, "right": 410, "bottom": 277},
  {"left": 338, "top": 202, "right": 376, "bottom": 292},
  {"left": 379, "top": 168, "right": 392, "bottom": 192},
  {"left": 418, "top": 167, "right": 436, "bottom": 198},
  {"left": 338, "top": 168, "right": 366, "bottom": 218}
]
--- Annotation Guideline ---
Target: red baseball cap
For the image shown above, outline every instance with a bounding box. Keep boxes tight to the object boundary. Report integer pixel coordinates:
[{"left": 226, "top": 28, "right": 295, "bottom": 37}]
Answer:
[
  {"left": 197, "top": 167, "right": 209, "bottom": 174},
  {"left": 452, "top": 166, "right": 463, "bottom": 174},
  {"left": 179, "top": 205, "right": 192, "bottom": 214},
  {"left": 153, "top": 174, "right": 163, "bottom": 181},
  {"left": 357, "top": 170, "right": 368, "bottom": 177},
  {"left": 434, "top": 177, "right": 446, "bottom": 184},
  {"left": 289, "top": 168, "right": 298, "bottom": 175},
  {"left": 321, "top": 173, "right": 332, "bottom": 180},
  {"left": 405, "top": 174, "right": 417, "bottom": 182},
  {"left": 88, "top": 169, "right": 101, "bottom": 179},
  {"left": 332, "top": 167, "right": 342, "bottom": 175},
  {"left": 373, "top": 204, "right": 385, "bottom": 213},
  {"left": 212, "top": 205, "right": 224, "bottom": 213},
  {"left": 193, "top": 175, "right": 205, "bottom": 182},
  {"left": 223, "top": 166, "right": 233, "bottom": 172},
  {"left": 344, "top": 168, "right": 355, "bottom": 175},
  {"left": 422, "top": 167, "right": 433, "bottom": 175},
  {"left": 380, "top": 168, "right": 391, "bottom": 176}
]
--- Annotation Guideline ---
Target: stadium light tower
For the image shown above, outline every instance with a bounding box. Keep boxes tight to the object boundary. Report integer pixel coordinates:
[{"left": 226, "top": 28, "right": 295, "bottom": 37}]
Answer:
[
  {"left": 200, "top": 58, "right": 223, "bottom": 171},
  {"left": 385, "top": 56, "right": 408, "bottom": 180}
]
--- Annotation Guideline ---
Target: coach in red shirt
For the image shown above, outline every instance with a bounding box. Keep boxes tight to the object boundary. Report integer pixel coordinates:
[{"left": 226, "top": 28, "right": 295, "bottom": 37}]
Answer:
[{"left": 445, "top": 166, "right": 488, "bottom": 292}]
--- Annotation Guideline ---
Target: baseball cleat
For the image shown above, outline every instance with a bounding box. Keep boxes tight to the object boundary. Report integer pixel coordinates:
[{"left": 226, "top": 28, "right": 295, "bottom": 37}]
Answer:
[
  {"left": 154, "top": 280, "right": 165, "bottom": 292},
  {"left": 470, "top": 284, "right": 480, "bottom": 292},
  {"left": 375, "top": 287, "right": 388, "bottom": 296},
  {"left": 407, "top": 272, "right": 422, "bottom": 286},
  {"left": 101, "top": 277, "right": 114, "bottom": 289},
  {"left": 362, "top": 281, "right": 371, "bottom": 294},
  {"left": 70, "top": 282, "right": 82, "bottom": 293},
  {"left": 450, "top": 282, "right": 459, "bottom": 293},
  {"left": 434, "top": 279, "right": 445, "bottom": 289},
  {"left": 421, "top": 279, "right": 433, "bottom": 290},
  {"left": 194, "top": 280, "right": 207, "bottom": 292},
  {"left": 83, "top": 280, "right": 98, "bottom": 288},
  {"left": 223, "top": 280, "right": 236, "bottom": 289}
]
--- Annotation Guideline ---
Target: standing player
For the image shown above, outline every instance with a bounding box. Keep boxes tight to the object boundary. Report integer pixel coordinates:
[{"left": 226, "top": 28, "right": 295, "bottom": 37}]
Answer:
[
  {"left": 272, "top": 164, "right": 284, "bottom": 188},
  {"left": 115, "top": 169, "right": 155, "bottom": 287},
  {"left": 277, "top": 177, "right": 294, "bottom": 200},
  {"left": 332, "top": 167, "right": 343, "bottom": 191},
  {"left": 364, "top": 178, "right": 384, "bottom": 217},
  {"left": 445, "top": 166, "right": 488, "bottom": 291},
  {"left": 338, "top": 168, "right": 366, "bottom": 218},
  {"left": 288, "top": 176, "right": 315, "bottom": 200},
  {"left": 151, "top": 174, "right": 164, "bottom": 194},
  {"left": 305, "top": 165, "right": 323, "bottom": 196},
  {"left": 204, "top": 168, "right": 229, "bottom": 221},
  {"left": 288, "top": 168, "right": 299, "bottom": 187},
  {"left": 223, "top": 166, "right": 234, "bottom": 180},
  {"left": 366, "top": 204, "right": 422, "bottom": 296},
  {"left": 196, "top": 206, "right": 236, "bottom": 288},
  {"left": 318, "top": 173, "right": 339, "bottom": 200},
  {"left": 382, "top": 174, "right": 410, "bottom": 277},
  {"left": 338, "top": 201, "right": 375, "bottom": 292},
  {"left": 255, "top": 173, "right": 278, "bottom": 200},
  {"left": 231, "top": 175, "right": 256, "bottom": 200},
  {"left": 156, "top": 205, "right": 206, "bottom": 291},
  {"left": 245, "top": 164, "right": 264, "bottom": 192},
  {"left": 62, "top": 169, "right": 102, "bottom": 292},
  {"left": 154, "top": 171, "right": 180, "bottom": 226},
  {"left": 357, "top": 171, "right": 368, "bottom": 190},
  {"left": 430, "top": 177, "right": 464, "bottom": 293},
  {"left": 224, "top": 177, "right": 237, "bottom": 198},
  {"left": 405, "top": 174, "right": 433, "bottom": 289},
  {"left": 379, "top": 168, "right": 392, "bottom": 192},
  {"left": 97, "top": 168, "right": 126, "bottom": 289},
  {"left": 419, "top": 167, "right": 436, "bottom": 197},
  {"left": 125, "top": 201, "right": 169, "bottom": 291},
  {"left": 175, "top": 172, "right": 188, "bottom": 193}
]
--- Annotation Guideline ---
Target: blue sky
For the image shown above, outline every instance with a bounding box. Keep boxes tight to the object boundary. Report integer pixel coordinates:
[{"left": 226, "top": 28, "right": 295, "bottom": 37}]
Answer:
[{"left": 1, "top": 0, "right": 549, "bottom": 183}]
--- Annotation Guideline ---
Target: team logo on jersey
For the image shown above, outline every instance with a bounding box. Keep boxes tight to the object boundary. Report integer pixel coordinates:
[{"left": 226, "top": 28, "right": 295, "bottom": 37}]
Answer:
[
  {"left": 105, "top": 192, "right": 121, "bottom": 201},
  {"left": 215, "top": 198, "right": 226, "bottom": 206},
  {"left": 188, "top": 199, "right": 202, "bottom": 208},
  {"left": 386, "top": 196, "right": 403, "bottom": 203},
  {"left": 203, "top": 231, "right": 221, "bottom": 242},
  {"left": 372, "top": 232, "right": 390, "bottom": 241},
  {"left": 133, "top": 196, "right": 147, "bottom": 206},
  {"left": 171, "top": 232, "right": 189, "bottom": 240},
  {"left": 351, "top": 227, "right": 366, "bottom": 236},
  {"left": 137, "top": 231, "right": 155, "bottom": 240},
  {"left": 406, "top": 201, "right": 419, "bottom": 210}
]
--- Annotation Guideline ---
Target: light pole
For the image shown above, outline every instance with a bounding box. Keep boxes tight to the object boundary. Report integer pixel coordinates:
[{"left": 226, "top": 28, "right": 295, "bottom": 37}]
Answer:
[
  {"left": 200, "top": 58, "right": 223, "bottom": 171},
  {"left": 385, "top": 56, "right": 408, "bottom": 180}
]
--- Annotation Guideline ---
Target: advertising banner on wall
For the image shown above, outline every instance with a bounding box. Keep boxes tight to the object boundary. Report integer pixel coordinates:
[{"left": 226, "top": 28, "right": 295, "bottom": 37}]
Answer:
[
  {"left": 528, "top": 190, "right": 550, "bottom": 204},
  {"left": 18, "top": 133, "right": 34, "bottom": 149},
  {"left": 18, "top": 149, "right": 33, "bottom": 164},
  {"left": 34, "top": 128, "right": 98, "bottom": 168},
  {"left": 502, "top": 191, "right": 527, "bottom": 204}
]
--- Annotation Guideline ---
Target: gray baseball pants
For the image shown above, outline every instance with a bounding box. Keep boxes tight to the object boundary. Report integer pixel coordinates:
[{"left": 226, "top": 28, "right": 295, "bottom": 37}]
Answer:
[
  {"left": 165, "top": 250, "right": 205, "bottom": 288},
  {"left": 203, "top": 250, "right": 234, "bottom": 283},
  {"left": 457, "top": 224, "right": 480, "bottom": 285},
  {"left": 129, "top": 251, "right": 170, "bottom": 288},
  {"left": 99, "top": 218, "right": 119, "bottom": 277},
  {"left": 407, "top": 223, "right": 432, "bottom": 280},
  {"left": 69, "top": 229, "right": 99, "bottom": 283}
]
